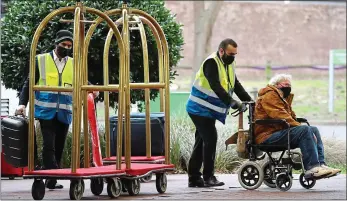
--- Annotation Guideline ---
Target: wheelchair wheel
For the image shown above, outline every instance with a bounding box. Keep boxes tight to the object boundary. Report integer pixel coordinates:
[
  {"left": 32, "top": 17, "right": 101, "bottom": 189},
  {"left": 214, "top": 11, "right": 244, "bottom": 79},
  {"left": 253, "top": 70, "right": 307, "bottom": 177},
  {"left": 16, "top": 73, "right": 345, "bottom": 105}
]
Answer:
[
  {"left": 299, "top": 173, "right": 316, "bottom": 189},
  {"left": 238, "top": 161, "right": 264, "bottom": 190},
  {"left": 262, "top": 161, "right": 276, "bottom": 188},
  {"left": 275, "top": 173, "right": 292, "bottom": 191}
]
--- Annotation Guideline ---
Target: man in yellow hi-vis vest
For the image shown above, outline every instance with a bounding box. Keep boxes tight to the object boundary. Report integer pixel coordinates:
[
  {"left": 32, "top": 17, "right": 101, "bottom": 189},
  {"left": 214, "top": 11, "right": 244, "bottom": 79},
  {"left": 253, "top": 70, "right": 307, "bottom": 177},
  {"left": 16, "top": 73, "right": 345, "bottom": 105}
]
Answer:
[
  {"left": 16, "top": 30, "right": 98, "bottom": 190},
  {"left": 186, "top": 38, "right": 252, "bottom": 187}
]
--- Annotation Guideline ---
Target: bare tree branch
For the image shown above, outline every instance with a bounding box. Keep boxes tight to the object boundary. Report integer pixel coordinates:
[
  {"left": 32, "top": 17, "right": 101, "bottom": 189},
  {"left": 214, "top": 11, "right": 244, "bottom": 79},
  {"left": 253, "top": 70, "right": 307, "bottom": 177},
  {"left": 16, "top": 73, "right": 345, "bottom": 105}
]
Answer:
[{"left": 191, "top": 1, "right": 223, "bottom": 86}]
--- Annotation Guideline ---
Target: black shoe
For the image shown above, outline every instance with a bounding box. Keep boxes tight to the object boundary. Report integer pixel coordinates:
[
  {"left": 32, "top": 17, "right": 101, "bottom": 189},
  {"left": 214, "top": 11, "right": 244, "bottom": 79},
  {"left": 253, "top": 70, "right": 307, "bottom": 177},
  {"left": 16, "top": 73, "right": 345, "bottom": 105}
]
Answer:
[
  {"left": 53, "top": 183, "right": 64, "bottom": 189},
  {"left": 188, "top": 177, "right": 205, "bottom": 187},
  {"left": 45, "top": 179, "right": 64, "bottom": 190},
  {"left": 204, "top": 176, "right": 225, "bottom": 187}
]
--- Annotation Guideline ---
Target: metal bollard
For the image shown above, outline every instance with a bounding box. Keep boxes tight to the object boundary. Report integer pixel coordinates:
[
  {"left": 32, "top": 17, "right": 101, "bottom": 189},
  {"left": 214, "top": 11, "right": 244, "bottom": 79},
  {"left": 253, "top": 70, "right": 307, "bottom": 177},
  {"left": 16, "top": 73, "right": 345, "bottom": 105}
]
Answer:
[{"left": 250, "top": 88, "right": 258, "bottom": 101}]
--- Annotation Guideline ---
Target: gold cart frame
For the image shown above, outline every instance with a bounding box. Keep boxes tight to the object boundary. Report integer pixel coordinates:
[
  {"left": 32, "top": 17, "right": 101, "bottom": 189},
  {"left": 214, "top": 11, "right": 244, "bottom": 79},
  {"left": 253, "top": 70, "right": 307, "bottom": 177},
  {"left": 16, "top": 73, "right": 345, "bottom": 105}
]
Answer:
[{"left": 27, "top": 1, "right": 126, "bottom": 173}]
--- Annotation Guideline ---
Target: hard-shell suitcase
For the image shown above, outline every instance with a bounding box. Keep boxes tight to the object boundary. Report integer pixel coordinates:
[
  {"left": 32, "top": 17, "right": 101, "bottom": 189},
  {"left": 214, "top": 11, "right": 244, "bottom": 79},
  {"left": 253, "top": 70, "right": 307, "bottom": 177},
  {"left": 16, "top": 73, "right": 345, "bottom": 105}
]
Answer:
[
  {"left": 109, "top": 112, "right": 165, "bottom": 156},
  {"left": 1, "top": 115, "right": 28, "bottom": 167},
  {"left": 1, "top": 151, "right": 27, "bottom": 179}
]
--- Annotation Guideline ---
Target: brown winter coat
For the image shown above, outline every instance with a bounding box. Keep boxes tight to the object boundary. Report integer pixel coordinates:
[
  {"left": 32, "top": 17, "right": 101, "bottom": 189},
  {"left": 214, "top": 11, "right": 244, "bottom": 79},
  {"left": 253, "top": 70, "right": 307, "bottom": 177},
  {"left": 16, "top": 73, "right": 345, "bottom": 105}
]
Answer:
[{"left": 254, "top": 85, "right": 300, "bottom": 144}]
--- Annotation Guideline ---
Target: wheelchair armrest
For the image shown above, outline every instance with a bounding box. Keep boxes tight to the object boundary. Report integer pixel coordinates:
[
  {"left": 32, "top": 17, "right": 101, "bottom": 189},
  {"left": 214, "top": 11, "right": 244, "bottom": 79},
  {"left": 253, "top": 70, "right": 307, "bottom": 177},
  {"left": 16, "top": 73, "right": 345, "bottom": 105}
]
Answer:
[
  {"left": 255, "top": 119, "right": 290, "bottom": 128},
  {"left": 296, "top": 117, "right": 307, "bottom": 123},
  {"left": 296, "top": 117, "right": 310, "bottom": 126}
]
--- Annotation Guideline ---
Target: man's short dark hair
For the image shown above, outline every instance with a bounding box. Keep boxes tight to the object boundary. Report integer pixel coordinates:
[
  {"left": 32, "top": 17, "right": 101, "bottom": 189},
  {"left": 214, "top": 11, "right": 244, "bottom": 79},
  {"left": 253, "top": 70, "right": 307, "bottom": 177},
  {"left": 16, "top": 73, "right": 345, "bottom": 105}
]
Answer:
[{"left": 218, "top": 38, "right": 237, "bottom": 50}]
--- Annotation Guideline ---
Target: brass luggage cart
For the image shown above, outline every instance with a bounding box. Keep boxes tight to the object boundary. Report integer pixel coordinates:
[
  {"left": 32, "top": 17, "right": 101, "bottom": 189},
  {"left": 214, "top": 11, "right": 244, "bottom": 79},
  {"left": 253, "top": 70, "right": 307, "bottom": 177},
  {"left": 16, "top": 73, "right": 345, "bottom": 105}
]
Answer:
[
  {"left": 23, "top": 1, "right": 127, "bottom": 200},
  {"left": 84, "top": 2, "right": 175, "bottom": 195}
]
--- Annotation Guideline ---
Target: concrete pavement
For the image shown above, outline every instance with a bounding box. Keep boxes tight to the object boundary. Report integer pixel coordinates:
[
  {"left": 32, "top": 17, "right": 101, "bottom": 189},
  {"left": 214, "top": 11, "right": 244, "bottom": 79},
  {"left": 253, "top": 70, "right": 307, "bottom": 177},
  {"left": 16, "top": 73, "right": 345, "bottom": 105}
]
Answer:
[{"left": 1, "top": 174, "right": 346, "bottom": 200}]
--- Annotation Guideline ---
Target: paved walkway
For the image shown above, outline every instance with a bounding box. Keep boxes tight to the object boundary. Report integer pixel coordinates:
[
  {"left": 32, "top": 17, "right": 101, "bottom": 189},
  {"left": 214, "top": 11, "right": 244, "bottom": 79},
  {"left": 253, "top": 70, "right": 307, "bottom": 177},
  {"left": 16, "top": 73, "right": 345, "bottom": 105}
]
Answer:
[{"left": 1, "top": 174, "right": 346, "bottom": 200}]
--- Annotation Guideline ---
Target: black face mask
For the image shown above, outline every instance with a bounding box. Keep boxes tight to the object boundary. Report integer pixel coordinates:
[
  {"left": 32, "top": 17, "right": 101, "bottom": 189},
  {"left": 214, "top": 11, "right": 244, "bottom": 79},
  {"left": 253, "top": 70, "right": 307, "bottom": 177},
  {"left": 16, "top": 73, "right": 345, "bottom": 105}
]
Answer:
[
  {"left": 280, "top": 87, "right": 291, "bottom": 98},
  {"left": 222, "top": 52, "right": 235, "bottom": 65},
  {"left": 56, "top": 45, "right": 71, "bottom": 58}
]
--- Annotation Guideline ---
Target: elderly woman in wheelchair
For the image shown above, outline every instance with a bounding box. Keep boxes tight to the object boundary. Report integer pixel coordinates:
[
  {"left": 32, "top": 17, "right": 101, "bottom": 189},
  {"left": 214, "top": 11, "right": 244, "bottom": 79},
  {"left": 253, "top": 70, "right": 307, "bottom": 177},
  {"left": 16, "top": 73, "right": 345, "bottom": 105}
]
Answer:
[{"left": 231, "top": 74, "right": 341, "bottom": 192}]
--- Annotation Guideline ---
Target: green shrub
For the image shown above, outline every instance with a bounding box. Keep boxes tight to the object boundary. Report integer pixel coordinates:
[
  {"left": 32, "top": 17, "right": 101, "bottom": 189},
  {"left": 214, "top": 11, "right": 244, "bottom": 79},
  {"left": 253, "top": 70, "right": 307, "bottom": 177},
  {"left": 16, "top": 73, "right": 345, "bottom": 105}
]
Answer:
[
  {"left": 169, "top": 114, "right": 242, "bottom": 173},
  {"left": 1, "top": 0, "right": 184, "bottom": 109}
]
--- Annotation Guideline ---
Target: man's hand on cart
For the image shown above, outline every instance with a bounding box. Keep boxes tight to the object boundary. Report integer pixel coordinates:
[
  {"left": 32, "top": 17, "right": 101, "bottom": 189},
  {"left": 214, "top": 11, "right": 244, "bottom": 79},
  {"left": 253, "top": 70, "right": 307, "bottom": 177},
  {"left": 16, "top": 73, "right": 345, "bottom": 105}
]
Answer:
[
  {"left": 15, "top": 105, "right": 26, "bottom": 116},
  {"left": 92, "top": 91, "right": 99, "bottom": 98}
]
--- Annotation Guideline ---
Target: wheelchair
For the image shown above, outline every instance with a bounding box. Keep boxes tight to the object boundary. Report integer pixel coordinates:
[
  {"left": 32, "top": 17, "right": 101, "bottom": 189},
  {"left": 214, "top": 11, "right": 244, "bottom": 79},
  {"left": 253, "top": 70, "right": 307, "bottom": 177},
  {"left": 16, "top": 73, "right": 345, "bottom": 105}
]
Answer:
[{"left": 233, "top": 101, "right": 317, "bottom": 192}]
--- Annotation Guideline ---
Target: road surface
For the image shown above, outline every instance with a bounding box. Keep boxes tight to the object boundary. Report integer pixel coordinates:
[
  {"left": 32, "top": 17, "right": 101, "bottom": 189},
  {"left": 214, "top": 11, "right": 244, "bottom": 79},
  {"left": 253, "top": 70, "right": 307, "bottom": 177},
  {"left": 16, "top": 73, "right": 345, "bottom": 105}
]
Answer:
[{"left": 1, "top": 174, "right": 346, "bottom": 200}]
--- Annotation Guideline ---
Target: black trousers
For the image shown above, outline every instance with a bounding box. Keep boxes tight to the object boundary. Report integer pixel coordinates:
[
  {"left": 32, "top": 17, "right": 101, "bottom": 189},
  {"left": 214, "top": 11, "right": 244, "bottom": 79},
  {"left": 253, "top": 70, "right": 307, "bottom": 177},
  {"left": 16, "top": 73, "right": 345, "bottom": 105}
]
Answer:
[
  {"left": 187, "top": 113, "right": 218, "bottom": 181},
  {"left": 34, "top": 133, "right": 39, "bottom": 166},
  {"left": 38, "top": 115, "right": 69, "bottom": 170}
]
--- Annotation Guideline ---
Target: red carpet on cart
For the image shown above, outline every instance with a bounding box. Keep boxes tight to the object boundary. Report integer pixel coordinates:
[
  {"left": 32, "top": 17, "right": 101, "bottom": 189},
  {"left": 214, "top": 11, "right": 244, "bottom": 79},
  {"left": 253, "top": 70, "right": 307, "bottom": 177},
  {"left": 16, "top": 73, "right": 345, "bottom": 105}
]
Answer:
[
  {"left": 24, "top": 163, "right": 174, "bottom": 177},
  {"left": 122, "top": 163, "right": 175, "bottom": 176},
  {"left": 24, "top": 165, "right": 124, "bottom": 176},
  {"left": 103, "top": 156, "right": 165, "bottom": 162}
]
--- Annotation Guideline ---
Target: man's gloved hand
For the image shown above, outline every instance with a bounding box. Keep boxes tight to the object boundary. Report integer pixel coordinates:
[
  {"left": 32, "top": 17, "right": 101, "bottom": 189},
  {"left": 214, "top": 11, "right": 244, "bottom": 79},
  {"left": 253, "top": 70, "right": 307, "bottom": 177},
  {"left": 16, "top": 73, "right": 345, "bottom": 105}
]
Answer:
[
  {"left": 15, "top": 105, "right": 26, "bottom": 116},
  {"left": 239, "top": 103, "right": 248, "bottom": 112},
  {"left": 230, "top": 99, "right": 247, "bottom": 112}
]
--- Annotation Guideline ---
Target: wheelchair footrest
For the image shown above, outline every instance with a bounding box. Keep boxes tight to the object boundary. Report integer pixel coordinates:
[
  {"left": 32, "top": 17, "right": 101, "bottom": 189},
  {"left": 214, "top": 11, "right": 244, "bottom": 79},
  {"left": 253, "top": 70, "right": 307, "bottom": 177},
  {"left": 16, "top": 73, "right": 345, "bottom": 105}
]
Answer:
[{"left": 304, "top": 172, "right": 331, "bottom": 180}]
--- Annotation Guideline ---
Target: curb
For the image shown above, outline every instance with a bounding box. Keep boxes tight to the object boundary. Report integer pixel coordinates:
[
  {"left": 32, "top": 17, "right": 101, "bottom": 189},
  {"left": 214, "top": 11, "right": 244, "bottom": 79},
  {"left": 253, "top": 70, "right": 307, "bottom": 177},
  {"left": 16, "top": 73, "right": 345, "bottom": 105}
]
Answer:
[{"left": 309, "top": 121, "right": 346, "bottom": 126}]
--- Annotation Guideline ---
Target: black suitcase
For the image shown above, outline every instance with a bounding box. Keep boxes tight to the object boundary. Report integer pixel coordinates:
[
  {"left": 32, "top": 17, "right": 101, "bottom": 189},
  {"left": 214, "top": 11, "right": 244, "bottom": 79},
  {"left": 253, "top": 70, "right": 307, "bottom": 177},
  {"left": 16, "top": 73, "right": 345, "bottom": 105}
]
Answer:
[
  {"left": 109, "top": 112, "right": 165, "bottom": 156},
  {"left": 1, "top": 116, "right": 28, "bottom": 167}
]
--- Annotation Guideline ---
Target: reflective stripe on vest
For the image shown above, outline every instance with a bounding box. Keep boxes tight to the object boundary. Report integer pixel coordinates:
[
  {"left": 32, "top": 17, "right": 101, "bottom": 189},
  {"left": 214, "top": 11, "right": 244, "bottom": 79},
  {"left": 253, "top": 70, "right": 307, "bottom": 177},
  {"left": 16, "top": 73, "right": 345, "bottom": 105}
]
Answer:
[
  {"left": 189, "top": 94, "right": 227, "bottom": 114},
  {"left": 192, "top": 78, "right": 219, "bottom": 98},
  {"left": 40, "top": 55, "right": 46, "bottom": 85},
  {"left": 34, "top": 99, "right": 72, "bottom": 111}
]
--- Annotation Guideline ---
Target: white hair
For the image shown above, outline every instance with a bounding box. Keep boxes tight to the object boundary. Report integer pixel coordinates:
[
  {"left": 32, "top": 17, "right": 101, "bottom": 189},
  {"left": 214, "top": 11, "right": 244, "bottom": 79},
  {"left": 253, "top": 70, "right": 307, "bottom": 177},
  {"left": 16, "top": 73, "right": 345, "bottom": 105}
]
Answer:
[{"left": 268, "top": 74, "right": 292, "bottom": 85}]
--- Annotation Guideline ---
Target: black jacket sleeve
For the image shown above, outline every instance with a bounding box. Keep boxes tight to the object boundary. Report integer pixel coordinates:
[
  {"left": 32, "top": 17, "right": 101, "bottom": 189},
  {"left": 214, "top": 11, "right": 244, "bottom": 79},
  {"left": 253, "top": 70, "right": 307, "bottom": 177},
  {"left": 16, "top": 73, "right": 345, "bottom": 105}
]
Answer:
[
  {"left": 18, "top": 57, "right": 39, "bottom": 106},
  {"left": 203, "top": 59, "right": 231, "bottom": 106},
  {"left": 234, "top": 75, "right": 253, "bottom": 101}
]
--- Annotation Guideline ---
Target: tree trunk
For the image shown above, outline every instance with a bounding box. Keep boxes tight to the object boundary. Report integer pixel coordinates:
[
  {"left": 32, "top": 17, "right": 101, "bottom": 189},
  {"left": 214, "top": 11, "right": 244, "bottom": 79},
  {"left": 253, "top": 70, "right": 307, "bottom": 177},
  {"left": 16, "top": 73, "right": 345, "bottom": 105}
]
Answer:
[{"left": 190, "top": 1, "right": 223, "bottom": 86}]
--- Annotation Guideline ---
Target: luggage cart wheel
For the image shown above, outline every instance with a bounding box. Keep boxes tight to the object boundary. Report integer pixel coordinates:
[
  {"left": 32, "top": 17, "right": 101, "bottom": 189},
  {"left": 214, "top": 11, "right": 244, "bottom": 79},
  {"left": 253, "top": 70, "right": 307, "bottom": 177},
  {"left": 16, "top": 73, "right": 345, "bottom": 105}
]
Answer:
[
  {"left": 31, "top": 179, "right": 45, "bottom": 200},
  {"left": 127, "top": 179, "right": 141, "bottom": 196},
  {"left": 107, "top": 178, "right": 121, "bottom": 198},
  {"left": 140, "top": 173, "right": 153, "bottom": 183},
  {"left": 90, "top": 178, "right": 104, "bottom": 195},
  {"left": 156, "top": 173, "right": 167, "bottom": 193},
  {"left": 69, "top": 179, "right": 85, "bottom": 200},
  {"left": 299, "top": 173, "right": 316, "bottom": 189}
]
